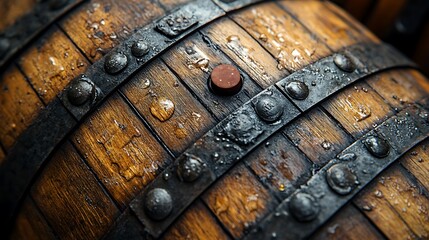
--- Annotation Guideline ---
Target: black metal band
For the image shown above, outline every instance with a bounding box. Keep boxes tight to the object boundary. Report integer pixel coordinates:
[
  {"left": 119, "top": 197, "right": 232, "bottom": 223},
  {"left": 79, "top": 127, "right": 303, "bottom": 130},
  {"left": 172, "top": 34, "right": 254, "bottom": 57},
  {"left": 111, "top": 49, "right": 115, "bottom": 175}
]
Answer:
[
  {"left": 127, "top": 43, "right": 415, "bottom": 237},
  {"left": 0, "top": 0, "right": 84, "bottom": 68},
  {"left": 244, "top": 104, "right": 429, "bottom": 240},
  {"left": 0, "top": 0, "right": 264, "bottom": 228}
]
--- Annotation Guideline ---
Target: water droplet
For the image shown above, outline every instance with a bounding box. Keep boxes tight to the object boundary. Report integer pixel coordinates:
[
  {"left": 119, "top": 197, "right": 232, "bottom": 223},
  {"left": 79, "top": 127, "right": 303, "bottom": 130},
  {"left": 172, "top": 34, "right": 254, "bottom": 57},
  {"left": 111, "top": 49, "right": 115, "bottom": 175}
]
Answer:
[
  {"left": 142, "top": 79, "right": 151, "bottom": 89},
  {"left": 150, "top": 97, "right": 175, "bottom": 122},
  {"left": 214, "top": 196, "right": 229, "bottom": 215},
  {"left": 174, "top": 123, "right": 187, "bottom": 139},
  {"left": 374, "top": 190, "right": 383, "bottom": 198},
  {"left": 321, "top": 141, "right": 331, "bottom": 150},
  {"left": 245, "top": 194, "right": 258, "bottom": 213}
]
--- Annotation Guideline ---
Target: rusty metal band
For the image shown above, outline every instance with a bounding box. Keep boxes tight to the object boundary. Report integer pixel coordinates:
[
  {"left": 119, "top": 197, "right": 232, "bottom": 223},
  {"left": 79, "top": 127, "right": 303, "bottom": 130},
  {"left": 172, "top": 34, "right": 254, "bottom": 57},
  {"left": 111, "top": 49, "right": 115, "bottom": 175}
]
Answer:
[
  {"left": 0, "top": 0, "right": 84, "bottom": 68},
  {"left": 125, "top": 44, "right": 415, "bottom": 237},
  {"left": 244, "top": 104, "right": 429, "bottom": 239},
  {"left": 0, "top": 0, "right": 264, "bottom": 229}
]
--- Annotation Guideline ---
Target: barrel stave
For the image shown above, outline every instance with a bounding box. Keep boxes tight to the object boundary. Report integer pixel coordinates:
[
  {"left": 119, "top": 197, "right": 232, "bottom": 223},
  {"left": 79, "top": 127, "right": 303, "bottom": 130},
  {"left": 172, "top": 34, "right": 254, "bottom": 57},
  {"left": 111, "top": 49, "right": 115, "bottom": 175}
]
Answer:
[{"left": 0, "top": 65, "right": 43, "bottom": 151}]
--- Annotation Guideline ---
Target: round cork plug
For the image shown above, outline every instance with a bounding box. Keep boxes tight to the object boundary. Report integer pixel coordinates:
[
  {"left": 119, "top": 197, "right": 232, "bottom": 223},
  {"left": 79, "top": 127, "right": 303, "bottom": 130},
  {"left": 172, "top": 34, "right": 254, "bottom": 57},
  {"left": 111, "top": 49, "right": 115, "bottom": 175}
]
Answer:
[{"left": 209, "top": 64, "right": 243, "bottom": 95}]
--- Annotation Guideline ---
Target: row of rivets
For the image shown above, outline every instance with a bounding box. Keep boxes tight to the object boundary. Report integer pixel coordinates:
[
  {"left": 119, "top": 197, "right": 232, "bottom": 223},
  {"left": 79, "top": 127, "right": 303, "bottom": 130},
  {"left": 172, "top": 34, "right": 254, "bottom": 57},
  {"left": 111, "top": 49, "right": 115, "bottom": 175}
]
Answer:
[
  {"left": 282, "top": 52, "right": 356, "bottom": 102},
  {"left": 104, "top": 39, "right": 151, "bottom": 75},
  {"left": 291, "top": 135, "right": 390, "bottom": 222},
  {"left": 144, "top": 154, "right": 206, "bottom": 220}
]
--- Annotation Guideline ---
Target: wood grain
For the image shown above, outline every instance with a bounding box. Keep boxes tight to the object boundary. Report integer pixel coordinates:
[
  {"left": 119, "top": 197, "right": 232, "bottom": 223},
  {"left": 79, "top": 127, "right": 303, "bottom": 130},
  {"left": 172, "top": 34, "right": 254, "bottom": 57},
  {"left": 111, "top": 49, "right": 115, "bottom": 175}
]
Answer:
[
  {"left": 31, "top": 142, "right": 119, "bottom": 240},
  {"left": 0, "top": 65, "right": 43, "bottom": 150},
  {"left": 401, "top": 139, "right": 429, "bottom": 191},
  {"left": 201, "top": 17, "right": 287, "bottom": 88},
  {"left": 163, "top": 200, "right": 230, "bottom": 240},
  {"left": 322, "top": 82, "right": 394, "bottom": 138},
  {"left": 354, "top": 165, "right": 429, "bottom": 239},
  {"left": 366, "top": 70, "right": 429, "bottom": 111},
  {"left": 71, "top": 93, "right": 172, "bottom": 207},
  {"left": 17, "top": 26, "right": 89, "bottom": 104},
  {"left": 279, "top": 1, "right": 376, "bottom": 51},
  {"left": 162, "top": 32, "right": 261, "bottom": 119},
  {"left": 202, "top": 163, "right": 277, "bottom": 239},
  {"left": 121, "top": 59, "right": 215, "bottom": 156},
  {"left": 244, "top": 133, "right": 311, "bottom": 199},
  {"left": 59, "top": 0, "right": 164, "bottom": 61},
  {"left": 310, "top": 204, "right": 385, "bottom": 240},
  {"left": 10, "top": 197, "right": 56, "bottom": 240},
  {"left": 284, "top": 107, "right": 354, "bottom": 165},
  {"left": 230, "top": 2, "right": 331, "bottom": 72},
  {"left": 0, "top": 0, "right": 36, "bottom": 31}
]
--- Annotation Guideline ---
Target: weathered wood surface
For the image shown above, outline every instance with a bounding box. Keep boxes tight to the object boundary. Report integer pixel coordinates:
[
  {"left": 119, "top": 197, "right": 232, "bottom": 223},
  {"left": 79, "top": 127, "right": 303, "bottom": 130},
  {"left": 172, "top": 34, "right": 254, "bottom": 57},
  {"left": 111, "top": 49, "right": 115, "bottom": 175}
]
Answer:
[{"left": 1, "top": 0, "right": 429, "bottom": 239}]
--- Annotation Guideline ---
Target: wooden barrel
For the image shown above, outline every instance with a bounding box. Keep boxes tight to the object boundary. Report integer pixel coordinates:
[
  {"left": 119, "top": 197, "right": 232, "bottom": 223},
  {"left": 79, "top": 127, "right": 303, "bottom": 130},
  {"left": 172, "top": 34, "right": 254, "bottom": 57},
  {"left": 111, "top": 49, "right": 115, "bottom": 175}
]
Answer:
[{"left": 0, "top": 0, "right": 428, "bottom": 239}]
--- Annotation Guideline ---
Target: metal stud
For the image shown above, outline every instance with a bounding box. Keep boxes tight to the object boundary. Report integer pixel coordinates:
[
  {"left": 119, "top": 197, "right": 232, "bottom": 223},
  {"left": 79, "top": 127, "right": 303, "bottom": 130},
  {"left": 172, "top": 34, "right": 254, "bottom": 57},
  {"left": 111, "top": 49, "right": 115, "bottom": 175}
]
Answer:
[
  {"left": 0, "top": 37, "right": 10, "bottom": 58},
  {"left": 363, "top": 135, "right": 390, "bottom": 158},
  {"left": 333, "top": 53, "right": 355, "bottom": 72},
  {"left": 289, "top": 192, "right": 319, "bottom": 222},
  {"left": 144, "top": 188, "right": 173, "bottom": 221},
  {"left": 326, "top": 164, "right": 357, "bottom": 195},
  {"left": 176, "top": 154, "right": 204, "bottom": 182},
  {"left": 131, "top": 39, "right": 150, "bottom": 57},
  {"left": 284, "top": 81, "right": 309, "bottom": 100},
  {"left": 104, "top": 52, "right": 128, "bottom": 74},
  {"left": 67, "top": 76, "right": 96, "bottom": 106},
  {"left": 254, "top": 95, "right": 283, "bottom": 122}
]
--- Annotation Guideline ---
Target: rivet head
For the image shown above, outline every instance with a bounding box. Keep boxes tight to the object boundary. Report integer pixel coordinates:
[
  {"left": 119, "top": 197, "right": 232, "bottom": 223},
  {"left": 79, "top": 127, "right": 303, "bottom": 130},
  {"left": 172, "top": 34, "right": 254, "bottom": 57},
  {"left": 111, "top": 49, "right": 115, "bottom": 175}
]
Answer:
[
  {"left": 209, "top": 64, "right": 243, "bottom": 95},
  {"left": 67, "top": 76, "right": 96, "bottom": 106},
  {"left": 289, "top": 192, "right": 319, "bottom": 222},
  {"left": 104, "top": 52, "right": 128, "bottom": 74},
  {"left": 0, "top": 37, "right": 11, "bottom": 57},
  {"left": 333, "top": 53, "right": 355, "bottom": 72},
  {"left": 326, "top": 164, "right": 357, "bottom": 195},
  {"left": 254, "top": 95, "right": 283, "bottom": 122},
  {"left": 284, "top": 81, "right": 309, "bottom": 100},
  {"left": 144, "top": 188, "right": 173, "bottom": 221},
  {"left": 363, "top": 135, "right": 390, "bottom": 158},
  {"left": 131, "top": 39, "right": 150, "bottom": 57},
  {"left": 177, "top": 155, "right": 204, "bottom": 182}
]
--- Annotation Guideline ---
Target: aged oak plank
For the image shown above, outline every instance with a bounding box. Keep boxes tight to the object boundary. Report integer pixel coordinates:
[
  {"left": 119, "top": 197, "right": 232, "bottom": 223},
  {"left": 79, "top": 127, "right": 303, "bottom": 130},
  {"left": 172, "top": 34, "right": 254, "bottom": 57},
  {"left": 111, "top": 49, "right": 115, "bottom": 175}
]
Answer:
[
  {"left": 284, "top": 107, "right": 354, "bottom": 165},
  {"left": 202, "top": 163, "right": 277, "bottom": 239},
  {"left": 366, "top": 70, "right": 429, "bottom": 111},
  {"left": 230, "top": 2, "right": 331, "bottom": 72},
  {"left": 59, "top": 0, "right": 164, "bottom": 62},
  {"left": 31, "top": 142, "right": 120, "bottom": 240},
  {"left": 121, "top": 59, "right": 216, "bottom": 156},
  {"left": 322, "top": 82, "right": 394, "bottom": 138},
  {"left": 401, "top": 139, "right": 429, "bottom": 192},
  {"left": 17, "top": 26, "right": 90, "bottom": 104},
  {"left": 10, "top": 197, "right": 56, "bottom": 240},
  {"left": 310, "top": 204, "right": 385, "bottom": 240},
  {"left": 71, "top": 93, "right": 172, "bottom": 208},
  {"left": 354, "top": 165, "right": 429, "bottom": 239},
  {"left": 0, "top": 65, "right": 43, "bottom": 150},
  {"left": 163, "top": 200, "right": 230, "bottom": 240},
  {"left": 244, "top": 133, "right": 311, "bottom": 200}
]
